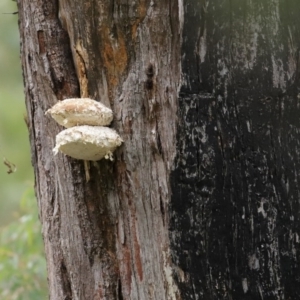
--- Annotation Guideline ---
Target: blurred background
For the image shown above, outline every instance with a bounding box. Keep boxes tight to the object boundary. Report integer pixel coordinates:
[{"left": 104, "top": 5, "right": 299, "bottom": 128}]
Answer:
[{"left": 0, "top": 1, "right": 47, "bottom": 299}]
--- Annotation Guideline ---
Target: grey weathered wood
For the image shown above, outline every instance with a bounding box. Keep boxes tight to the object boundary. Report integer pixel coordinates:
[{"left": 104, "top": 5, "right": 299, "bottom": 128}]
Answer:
[
  {"left": 18, "top": 0, "right": 300, "bottom": 299},
  {"left": 18, "top": 0, "right": 181, "bottom": 299}
]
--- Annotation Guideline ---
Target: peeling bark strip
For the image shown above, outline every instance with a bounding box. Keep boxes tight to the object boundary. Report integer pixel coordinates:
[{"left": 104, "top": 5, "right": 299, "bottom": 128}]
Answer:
[
  {"left": 19, "top": 0, "right": 181, "bottom": 299},
  {"left": 170, "top": 1, "right": 300, "bottom": 299}
]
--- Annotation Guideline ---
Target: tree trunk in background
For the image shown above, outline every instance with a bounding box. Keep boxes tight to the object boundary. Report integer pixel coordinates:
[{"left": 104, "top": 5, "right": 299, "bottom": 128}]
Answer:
[{"left": 18, "top": 0, "right": 300, "bottom": 299}]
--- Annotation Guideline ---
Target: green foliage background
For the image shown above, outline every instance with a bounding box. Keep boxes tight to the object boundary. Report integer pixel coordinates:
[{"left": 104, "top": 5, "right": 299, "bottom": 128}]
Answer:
[
  {"left": 0, "top": 189, "right": 48, "bottom": 299},
  {"left": 0, "top": 1, "right": 48, "bottom": 298}
]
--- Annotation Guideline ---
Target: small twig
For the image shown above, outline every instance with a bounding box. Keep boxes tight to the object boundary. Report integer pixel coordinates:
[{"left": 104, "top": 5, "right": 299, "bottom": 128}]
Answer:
[
  {"left": 0, "top": 145, "right": 17, "bottom": 174},
  {"left": 3, "top": 157, "right": 17, "bottom": 174},
  {"left": 84, "top": 160, "right": 90, "bottom": 182}
]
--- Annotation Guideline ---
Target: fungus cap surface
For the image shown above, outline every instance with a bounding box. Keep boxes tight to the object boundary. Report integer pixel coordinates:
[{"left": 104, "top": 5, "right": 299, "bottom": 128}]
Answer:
[
  {"left": 53, "top": 125, "right": 123, "bottom": 161},
  {"left": 46, "top": 98, "right": 113, "bottom": 128}
]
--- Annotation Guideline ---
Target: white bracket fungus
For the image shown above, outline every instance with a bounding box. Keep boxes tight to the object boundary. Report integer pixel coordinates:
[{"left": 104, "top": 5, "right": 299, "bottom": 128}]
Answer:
[
  {"left": 53, "top": 126, "right": 123, "bottom": 161},
  {"left": 46, "top": 98, "right": 123, "bottom": 161},
  {"left": 46, "top": 98, "right": 113, "bottom": 128}
]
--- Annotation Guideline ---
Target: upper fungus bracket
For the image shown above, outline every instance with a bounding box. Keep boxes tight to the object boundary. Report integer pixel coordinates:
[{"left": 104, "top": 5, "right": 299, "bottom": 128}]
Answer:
[{"left": 45, "top": 98, "right": 113, "bottom": 128}]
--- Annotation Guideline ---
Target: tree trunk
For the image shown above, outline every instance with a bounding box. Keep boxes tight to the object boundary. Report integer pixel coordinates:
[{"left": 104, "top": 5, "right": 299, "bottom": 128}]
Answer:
[{"left": 18, "top": 0, "right": 300, "bottom": 299}]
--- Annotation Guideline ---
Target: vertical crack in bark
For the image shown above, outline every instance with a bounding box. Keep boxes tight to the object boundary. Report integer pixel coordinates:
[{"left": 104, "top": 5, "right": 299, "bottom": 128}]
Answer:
[
  {"left": 160, "top": 195, "right": 166, "bottom": 226},
  {"left": 117, "top": 279, "right": 123, "bottom": 300},
  {"left": 74, "top": 42, "right": 89, "bottom": 97},
  {"left": 60, "top": 261, "right": 73, "bottom": 300}
]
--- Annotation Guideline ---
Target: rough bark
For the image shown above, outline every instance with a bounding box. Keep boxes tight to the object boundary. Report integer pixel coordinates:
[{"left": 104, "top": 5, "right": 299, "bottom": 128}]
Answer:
[
  {"left": 18, "top": 0, "right": 300, "bottom": 299},
  {"left": 18, "top": 0, "right": 180, "bottom": 299}
]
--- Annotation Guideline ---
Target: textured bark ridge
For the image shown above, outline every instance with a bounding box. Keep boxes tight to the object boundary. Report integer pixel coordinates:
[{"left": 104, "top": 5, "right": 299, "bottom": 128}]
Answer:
[
  {"left": 170, "top": 1, "right": 300, "bottom": 299},
  {"left": 19, "top": 0, "right": 181, "bottom": 299}
]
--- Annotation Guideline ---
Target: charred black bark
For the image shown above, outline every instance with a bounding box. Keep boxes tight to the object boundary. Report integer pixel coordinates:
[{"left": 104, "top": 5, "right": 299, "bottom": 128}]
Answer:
[{"left": 170, "top": 1, "right": 300, "bottom": 299}]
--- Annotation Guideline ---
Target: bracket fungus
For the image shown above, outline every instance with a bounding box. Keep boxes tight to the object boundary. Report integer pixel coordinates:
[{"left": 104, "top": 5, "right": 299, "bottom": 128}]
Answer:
[
  {"left": 53, "top": 126, "right": 123, "bottom": 161},
  {"left": 46, "top": 98, "right": 113, "bottom": 128},
  {"left": 46, "top": 98, "right": 123, "bottom": 161}
]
